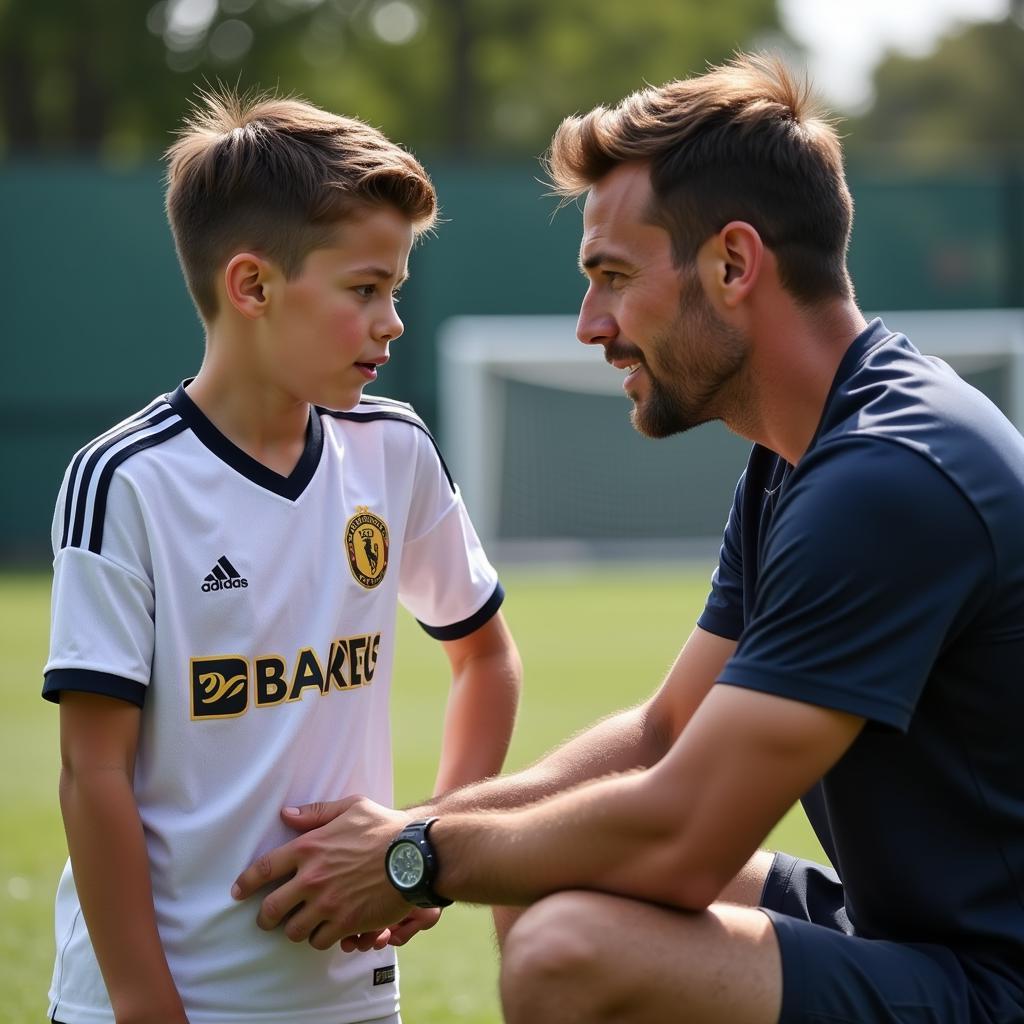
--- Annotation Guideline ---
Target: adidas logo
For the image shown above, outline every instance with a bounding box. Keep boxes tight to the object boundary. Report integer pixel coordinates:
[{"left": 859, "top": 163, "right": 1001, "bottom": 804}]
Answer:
[{"left": 201, "top": 555, "right": 249, "bottom": 593}]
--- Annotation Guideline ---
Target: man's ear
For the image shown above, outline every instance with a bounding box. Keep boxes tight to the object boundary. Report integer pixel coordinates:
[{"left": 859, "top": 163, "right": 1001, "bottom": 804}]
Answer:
[
  {"left": 697, "top": 221, "right": 764, "bottom": 310},
  {"left": 223, "top": 253, "right": 271, "bottom": 319}
]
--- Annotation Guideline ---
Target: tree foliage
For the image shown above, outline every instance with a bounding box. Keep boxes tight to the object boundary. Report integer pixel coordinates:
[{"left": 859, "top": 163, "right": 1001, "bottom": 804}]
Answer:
[
  {"left": 848, "top": 10, "right": 1024, "bottom": 168},
  {"left": 0, "top": 0, "right": 784, "bottom": 159}
]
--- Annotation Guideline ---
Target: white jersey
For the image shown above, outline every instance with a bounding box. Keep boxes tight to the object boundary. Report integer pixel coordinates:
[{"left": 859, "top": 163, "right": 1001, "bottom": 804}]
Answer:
[{"left": 44, "top": 384, "right": 503, "bottom": 1024}]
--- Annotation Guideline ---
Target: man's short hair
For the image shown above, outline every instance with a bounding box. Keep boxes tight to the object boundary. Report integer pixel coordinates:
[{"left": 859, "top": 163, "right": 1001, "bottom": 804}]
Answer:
[
  {"left": 165, "top": 88, "right": 437, "bottom": 321},
  {"left": 545, "top": 53, "right": 853, "bottom": 303}
]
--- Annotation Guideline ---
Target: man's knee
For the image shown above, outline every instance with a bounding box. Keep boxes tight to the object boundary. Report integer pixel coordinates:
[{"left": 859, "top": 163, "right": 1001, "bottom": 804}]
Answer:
[{"left": 500, "top": 892, "right": 613, "bottom": 1022}]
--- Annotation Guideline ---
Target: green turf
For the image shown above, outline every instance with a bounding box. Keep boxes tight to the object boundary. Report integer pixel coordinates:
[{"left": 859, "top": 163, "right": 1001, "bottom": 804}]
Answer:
[{"left": 3, "top": 565, "right": 824, "bottom": 1023}]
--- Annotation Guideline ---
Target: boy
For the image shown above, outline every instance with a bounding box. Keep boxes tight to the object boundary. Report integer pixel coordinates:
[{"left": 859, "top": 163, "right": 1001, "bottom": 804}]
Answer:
[{"left": 42, "top": 89, "right": 521, "bottom": 1024}]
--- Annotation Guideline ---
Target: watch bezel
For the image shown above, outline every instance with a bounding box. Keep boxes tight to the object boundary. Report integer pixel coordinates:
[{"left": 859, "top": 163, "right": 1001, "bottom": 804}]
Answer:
[
  {"left": 384, "top": 817, "right": 452, "bottom": 908},
  {"left": 386, "top": 838, "right": 426, "bottom": 891}
]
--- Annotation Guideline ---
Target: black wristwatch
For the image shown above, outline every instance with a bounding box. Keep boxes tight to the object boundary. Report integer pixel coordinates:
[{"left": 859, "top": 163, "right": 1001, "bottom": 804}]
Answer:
[{"left": 385, "top": 817, "right": 453, "bottom": 909}]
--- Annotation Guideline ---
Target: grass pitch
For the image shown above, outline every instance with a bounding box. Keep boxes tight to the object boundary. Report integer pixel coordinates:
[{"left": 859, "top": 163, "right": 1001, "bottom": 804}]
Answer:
[{"left": 2, "top": 565, "right": 823, "bottom": 1023}]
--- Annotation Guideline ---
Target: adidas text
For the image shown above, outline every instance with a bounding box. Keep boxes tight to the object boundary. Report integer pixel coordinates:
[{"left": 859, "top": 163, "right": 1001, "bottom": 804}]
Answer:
[
  {"left": 201, "top": 577, "right": 248, "bottom": 592},
  {"left": 201, "top": 555, "right": 248, "bottom": 593}
]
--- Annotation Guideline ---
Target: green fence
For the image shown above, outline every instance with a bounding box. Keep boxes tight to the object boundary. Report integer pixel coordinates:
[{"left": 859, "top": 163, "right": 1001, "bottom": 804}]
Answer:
[{"left": 2, "top": 160, "right": 1022, "bottom": 557}]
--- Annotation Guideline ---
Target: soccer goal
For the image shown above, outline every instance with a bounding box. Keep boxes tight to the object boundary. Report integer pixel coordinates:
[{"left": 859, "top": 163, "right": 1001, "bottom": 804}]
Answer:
[{"left": 439, "top": 309, "right": 1024, "bottom": 553}]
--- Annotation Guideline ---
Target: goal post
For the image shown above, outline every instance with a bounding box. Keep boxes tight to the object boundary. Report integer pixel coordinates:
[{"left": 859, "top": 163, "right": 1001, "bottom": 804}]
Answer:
[{"left": 439, "top": 310, "right": 1024, "bottom": 552}]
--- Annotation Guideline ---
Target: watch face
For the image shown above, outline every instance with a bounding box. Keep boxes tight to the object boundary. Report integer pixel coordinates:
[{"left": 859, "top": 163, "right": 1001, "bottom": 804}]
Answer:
[{"left": 388, "top": 840, "right": 425, "bottom": 890}]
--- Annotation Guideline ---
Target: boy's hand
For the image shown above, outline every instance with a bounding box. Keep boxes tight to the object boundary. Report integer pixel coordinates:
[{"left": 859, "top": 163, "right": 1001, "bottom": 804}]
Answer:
[
  {"left": 231, "top": 795, "right": 413, "bottom": 949},
  {"left": 386, "top": 906, "right": 443, "bottom": 946},
  {"left": 337, "top": 907, "right": 442, "bottom": 952}
]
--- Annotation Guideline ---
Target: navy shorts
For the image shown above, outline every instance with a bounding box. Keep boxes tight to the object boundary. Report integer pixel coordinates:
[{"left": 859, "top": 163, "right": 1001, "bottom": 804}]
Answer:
[{"left": 760, "top": 853, "right": 1022, "bottom": 1024}]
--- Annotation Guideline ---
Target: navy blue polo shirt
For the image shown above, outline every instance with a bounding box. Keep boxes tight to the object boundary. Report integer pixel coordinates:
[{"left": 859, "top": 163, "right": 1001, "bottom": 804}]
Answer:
[{"left": 698, "top": 319, "right": 1024, "bottom": 977}]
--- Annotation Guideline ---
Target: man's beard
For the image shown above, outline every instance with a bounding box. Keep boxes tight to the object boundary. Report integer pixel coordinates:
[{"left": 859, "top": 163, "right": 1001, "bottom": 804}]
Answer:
[{"left": 630, "top": 276, "right": 749, "bottom": 439}]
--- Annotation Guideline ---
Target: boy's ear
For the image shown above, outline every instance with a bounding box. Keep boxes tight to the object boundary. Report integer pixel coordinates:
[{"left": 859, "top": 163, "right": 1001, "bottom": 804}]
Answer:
[
  {"left": 223, "top": 253, "right": 271, "bottom": 319},
  {"left": 696, "top": 221, "right": 763, "bottom": 311}
]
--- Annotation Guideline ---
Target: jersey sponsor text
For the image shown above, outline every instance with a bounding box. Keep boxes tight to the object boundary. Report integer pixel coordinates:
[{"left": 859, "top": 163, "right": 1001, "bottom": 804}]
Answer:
[{"left": 190, "top": 632, "right": 382, "bottom": 719}]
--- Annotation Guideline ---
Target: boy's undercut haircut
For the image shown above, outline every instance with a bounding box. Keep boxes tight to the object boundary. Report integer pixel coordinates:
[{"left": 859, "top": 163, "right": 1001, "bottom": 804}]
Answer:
[
  {"left": 165, "top": 88, "right": 438, "bottom": 320},
  {"left": 546, "top": 52, "right": 853, "bottom": 304}
]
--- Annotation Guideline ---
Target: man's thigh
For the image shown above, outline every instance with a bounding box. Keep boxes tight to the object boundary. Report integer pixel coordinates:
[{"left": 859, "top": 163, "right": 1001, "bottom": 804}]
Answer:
[
  {"left": 502, "top": 851, "right": 975, "bottom": 1024},
  {"left": 501, "top": 890, "right": 782, "bottom": 1024}
]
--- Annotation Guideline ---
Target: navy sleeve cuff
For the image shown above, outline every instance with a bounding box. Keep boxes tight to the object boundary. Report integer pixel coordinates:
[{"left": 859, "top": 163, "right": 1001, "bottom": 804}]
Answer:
[
  {"left": 697, "top": 606, "right": 744, "bottom": 641},
  {"left": 418, "top": 581, "right": 505, "bottom": 641},
  {"left": 43, "top": 669, "right": 147, "bottom": 707}
]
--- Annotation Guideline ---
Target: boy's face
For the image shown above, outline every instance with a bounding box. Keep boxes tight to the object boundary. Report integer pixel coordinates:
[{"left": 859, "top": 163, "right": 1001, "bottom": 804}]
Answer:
[{"left": 260, "top": 205, "right": 414, "bottom": 411}]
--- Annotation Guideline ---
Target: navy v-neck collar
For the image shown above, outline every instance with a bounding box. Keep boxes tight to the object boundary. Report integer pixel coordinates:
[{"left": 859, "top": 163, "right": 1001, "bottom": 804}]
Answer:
[{"left": 168, "top": 382, "right": 324, "bottom": 500}]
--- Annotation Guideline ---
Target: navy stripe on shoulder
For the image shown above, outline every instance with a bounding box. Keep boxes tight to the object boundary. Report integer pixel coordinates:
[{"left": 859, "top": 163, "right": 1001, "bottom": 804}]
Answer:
[
  {"left": 418, "top": 581, "right": 505, "bottom": 641},
  {"left": 85, "top": 421, "right": 188, "bottom": 554},
  {"left": 43, "top": 669, "right": 147, "bottom": 707},
  {"left": 321, "top": 407, "right": 455, "bottom": 493},
  {"left": 60, "top": 398, "right": 171, "bottom": 549}
]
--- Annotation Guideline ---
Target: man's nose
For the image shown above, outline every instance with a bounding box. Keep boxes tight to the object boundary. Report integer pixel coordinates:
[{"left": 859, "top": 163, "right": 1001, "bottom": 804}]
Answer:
[{"left": 576, "top": 290, "right": 617, "bottom": 347}]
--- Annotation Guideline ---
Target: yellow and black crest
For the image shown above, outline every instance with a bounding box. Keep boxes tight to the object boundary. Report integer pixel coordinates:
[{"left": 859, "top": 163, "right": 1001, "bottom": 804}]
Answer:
[{"left": 345, "top": 506, "right": 389, "bottom": 589}]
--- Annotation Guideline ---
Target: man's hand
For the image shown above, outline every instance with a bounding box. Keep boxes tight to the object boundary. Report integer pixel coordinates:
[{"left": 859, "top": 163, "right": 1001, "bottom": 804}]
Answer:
[{"left": 231, "top": 795, "right": 413, "bottom": 950}]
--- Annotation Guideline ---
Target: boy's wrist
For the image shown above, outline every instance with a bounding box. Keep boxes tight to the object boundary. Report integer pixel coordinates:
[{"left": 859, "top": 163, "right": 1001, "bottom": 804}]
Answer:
[
  {"left": 114, "top": 1009, "right": 188, "bottom": 1024},
  {"left": 110, "top": 979, "right": 187, "bottom": 1024},
  {"left": 113, "top": 1002, "right": 188, "bottom": 1024}
]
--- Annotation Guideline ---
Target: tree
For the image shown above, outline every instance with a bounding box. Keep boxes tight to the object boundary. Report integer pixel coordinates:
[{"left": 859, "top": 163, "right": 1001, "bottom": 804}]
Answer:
[
  {"left": 847, "top": 12, "right": 1024, "bottom": 168},
  {"left": 0, "top": 0, "right": 785, "bottom": 159}
]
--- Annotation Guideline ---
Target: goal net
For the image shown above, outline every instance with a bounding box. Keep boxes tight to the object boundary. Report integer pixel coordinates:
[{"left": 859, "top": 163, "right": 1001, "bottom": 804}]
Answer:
[{"left": 438, "top": 310, "right": 1024, "bottom": 555}]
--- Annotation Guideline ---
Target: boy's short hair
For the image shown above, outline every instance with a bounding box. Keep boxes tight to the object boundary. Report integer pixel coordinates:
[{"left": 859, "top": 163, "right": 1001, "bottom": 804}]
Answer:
[
  {"left": 165, "top": 88, "right": 437, "bottom": 321},
  {"left": 545, "top": 52, "right": 853, "bottom": 304}
]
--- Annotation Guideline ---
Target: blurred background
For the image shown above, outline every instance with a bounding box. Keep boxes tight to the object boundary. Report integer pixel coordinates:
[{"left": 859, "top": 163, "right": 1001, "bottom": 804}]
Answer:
[
  {"left": 2, "top": 3, "right": 1023, "bottom": 1021},
  {"left": 1, "top": 0, "right": 1023, "bottom": 560}
]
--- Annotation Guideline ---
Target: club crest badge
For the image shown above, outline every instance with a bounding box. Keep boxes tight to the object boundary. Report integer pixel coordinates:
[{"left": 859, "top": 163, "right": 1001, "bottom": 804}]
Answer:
[{"left": 345, "top": 507, "right": 389, "bottom": 589}]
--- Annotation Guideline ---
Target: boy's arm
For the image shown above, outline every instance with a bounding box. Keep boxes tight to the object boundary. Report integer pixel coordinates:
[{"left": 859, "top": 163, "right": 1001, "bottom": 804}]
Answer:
[
  {"left": 59, "top": 692, "right": 188, "bottom": 1024},
  {"left": 432, "top": 610, "right": 522, "bottom": 795}
]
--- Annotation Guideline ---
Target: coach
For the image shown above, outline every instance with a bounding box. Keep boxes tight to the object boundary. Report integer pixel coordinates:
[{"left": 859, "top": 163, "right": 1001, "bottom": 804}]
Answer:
[{"left": 234, "top": 53, "right": 1024, "bottom": 1024}]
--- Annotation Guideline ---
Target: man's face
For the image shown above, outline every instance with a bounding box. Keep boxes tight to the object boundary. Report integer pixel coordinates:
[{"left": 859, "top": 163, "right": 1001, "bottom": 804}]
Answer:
[{"left": 577, "top": 162, "right": 747, "bottom": 438}]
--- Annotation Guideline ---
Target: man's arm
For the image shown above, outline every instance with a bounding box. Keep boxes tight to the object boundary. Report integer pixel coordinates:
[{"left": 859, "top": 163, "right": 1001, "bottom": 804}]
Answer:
[
  {"left": 59, "top": 692, "right": 187, "bottom": 1024},
  {"left": 432, "top": 610, "right": 522, "bottom": 795},
  {"left": 421, "top": 625, "right": 735, "bottom": 815},
  {"left": 432, "top": 685, "right": 863, "bottom": 909},
  {"left": 235, "top": 683, "right": 862, "bottom": 947}
]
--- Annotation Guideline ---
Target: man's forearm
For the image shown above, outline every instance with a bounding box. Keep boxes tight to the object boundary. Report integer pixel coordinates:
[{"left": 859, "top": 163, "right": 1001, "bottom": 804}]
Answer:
[
  {"left": 429, "top": 768, "right": 688, "bottom": 909},
  {"left": 60, "top": 767, "right": 186, "bottom": 1024},
  {"left": 420, "top": 702, "right": 667, "bottom": 816},
  {"left": 427, "top": 685, "right": 863, "bottom": 915}
]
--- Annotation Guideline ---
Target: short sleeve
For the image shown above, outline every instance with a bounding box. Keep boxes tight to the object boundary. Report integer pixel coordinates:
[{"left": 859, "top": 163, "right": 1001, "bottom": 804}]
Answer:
[
  {"left": 697, "top": 471, "right": 747, "bottom": 640},
  {"left": 718, "top": 439, "right": 992, "bottom": 730},
  {"left": 43, "top": 472, "right": 154, "bottom": 706},
  {"left": 398, "top": 429, "right": 503, "bottom": 640}
]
